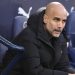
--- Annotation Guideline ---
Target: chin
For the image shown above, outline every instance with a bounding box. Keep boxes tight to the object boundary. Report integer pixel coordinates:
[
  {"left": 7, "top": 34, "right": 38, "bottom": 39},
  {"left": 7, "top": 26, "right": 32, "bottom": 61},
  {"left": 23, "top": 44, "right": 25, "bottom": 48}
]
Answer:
[{"left": 53, "top": 34, "right": 60, "bottom": 38}]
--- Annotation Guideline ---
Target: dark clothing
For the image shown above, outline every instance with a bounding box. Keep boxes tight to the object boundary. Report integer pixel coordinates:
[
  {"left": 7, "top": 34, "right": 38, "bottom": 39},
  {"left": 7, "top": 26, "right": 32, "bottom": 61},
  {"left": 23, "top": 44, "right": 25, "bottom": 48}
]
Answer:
[{"left": 2, "top": 11, "right": 69, "bottom": 75}]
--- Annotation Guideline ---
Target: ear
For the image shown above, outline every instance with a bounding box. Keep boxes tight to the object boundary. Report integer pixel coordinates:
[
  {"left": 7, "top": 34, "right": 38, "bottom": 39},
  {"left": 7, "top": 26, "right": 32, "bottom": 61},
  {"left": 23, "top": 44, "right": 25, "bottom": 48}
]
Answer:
[{"left": 43, "top": 14, "right": 48, "bottom": 24}]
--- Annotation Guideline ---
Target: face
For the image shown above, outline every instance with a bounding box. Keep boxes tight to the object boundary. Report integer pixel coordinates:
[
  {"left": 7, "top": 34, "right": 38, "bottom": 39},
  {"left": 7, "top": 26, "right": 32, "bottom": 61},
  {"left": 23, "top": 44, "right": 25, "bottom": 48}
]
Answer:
[{"left": 43, "top": 9, "right": 67, "bottom": 37}]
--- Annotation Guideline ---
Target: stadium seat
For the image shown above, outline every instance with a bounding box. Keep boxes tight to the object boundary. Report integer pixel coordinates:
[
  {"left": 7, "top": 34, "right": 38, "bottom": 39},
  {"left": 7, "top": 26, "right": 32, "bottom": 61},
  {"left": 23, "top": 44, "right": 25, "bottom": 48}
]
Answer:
[
  {"left": 0, "top": 15, "right": 26, "bottom": 64},
  {"left": 13, "top": 15, "right": 27, "bottom": 38},
  {"left": 0, "top": 2, "right": 26, "bottom": 69},
  {"left": 0, "top": 35, "right": 24, "bottom": 75},
  {"left": 0, "top": 1, "right": 18, "bottom": 62},
  {"left": 66, "top": 11, "right": 75, "bottom": 47},
  {"left": 66, "top": 11, "right": 75, "bottom": 70}
]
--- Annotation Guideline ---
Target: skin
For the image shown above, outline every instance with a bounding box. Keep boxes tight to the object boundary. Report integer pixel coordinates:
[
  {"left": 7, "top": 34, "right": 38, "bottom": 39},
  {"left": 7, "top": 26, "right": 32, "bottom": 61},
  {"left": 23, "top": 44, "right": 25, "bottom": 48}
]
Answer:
[{"left": 43, "top": 2, "right": 68, "bottom": 37}]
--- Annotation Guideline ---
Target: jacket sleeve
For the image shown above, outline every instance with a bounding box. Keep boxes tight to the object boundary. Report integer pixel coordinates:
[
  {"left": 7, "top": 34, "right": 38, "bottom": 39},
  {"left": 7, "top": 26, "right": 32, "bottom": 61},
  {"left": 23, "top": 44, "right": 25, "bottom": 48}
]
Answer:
[{"left": 13, "top": 30, "right": 68, "bottom": 75}]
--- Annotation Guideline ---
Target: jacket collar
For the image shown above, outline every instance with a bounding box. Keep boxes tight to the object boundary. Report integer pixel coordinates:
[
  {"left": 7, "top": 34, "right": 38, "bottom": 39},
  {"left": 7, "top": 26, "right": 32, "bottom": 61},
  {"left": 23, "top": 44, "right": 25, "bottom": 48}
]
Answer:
[
  {"left": 37, "top": 23, "right": 52, "bottom": 44},
  {"left": 37, "top": 11, "right": 53, "bottom": 47}
]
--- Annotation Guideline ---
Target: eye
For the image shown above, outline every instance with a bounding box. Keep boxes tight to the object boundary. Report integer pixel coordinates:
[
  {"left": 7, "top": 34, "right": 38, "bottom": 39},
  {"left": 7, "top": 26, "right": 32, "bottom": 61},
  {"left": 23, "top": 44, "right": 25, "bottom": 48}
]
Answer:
[
  {"left": 53, "top": 17, "right": 60, "bottom": 22},
  {"left": 63, "top": 20, "right": 67, "bottom": 23}
]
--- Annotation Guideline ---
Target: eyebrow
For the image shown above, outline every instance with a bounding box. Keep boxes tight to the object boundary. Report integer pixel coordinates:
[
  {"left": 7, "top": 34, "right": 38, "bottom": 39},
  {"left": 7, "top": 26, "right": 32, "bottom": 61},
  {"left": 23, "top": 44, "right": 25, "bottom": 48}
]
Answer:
[
  {"left": 53, "top": 17, "right": 61, "bottom": 21},
  {"left": 53, "top": 17, "right": 67, "bottom": 21}
]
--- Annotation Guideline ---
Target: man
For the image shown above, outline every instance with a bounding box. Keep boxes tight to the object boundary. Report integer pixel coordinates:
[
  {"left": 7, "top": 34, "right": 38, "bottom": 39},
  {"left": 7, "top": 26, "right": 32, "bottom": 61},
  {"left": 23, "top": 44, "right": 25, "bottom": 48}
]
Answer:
[{"left": 3, "top": 2, "right": 75, "bottom": 75}]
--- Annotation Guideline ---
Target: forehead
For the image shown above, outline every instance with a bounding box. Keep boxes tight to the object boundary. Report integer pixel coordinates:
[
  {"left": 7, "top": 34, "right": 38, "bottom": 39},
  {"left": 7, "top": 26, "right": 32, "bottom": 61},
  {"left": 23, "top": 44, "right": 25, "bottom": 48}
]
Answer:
[
  {"left": 53, "top": 11, "right": 67, "bottom": 20},
  {"left": 47, "top": 6, "right": 68, "bottom": 19}
]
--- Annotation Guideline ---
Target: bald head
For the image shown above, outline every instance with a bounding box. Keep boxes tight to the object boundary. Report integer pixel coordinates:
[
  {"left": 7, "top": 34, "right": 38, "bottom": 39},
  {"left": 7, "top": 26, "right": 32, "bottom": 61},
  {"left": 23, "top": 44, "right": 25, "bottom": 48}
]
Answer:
[{"left": 45, "top": 2, "right": 68, "bottom": 16}]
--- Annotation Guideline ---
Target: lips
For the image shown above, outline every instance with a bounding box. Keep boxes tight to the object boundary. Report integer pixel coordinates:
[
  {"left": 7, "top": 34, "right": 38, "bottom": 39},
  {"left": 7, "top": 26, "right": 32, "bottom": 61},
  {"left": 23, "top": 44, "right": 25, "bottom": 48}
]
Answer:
[{"left": 54, "top": 29, "right": 62, "bottom": 32}]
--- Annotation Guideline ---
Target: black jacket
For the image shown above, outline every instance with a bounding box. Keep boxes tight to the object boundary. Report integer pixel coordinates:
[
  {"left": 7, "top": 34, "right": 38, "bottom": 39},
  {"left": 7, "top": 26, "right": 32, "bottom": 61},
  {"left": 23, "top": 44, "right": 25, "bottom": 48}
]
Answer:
[{"left": 2, "top": 11, "right": 69, "bottom": 75}]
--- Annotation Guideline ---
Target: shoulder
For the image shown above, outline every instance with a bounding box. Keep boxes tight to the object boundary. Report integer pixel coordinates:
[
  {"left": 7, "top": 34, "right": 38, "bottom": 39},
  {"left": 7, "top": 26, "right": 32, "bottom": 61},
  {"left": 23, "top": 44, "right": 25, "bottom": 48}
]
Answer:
[{"left": 13, "top": 27, "right": 36, "bottom": 46}]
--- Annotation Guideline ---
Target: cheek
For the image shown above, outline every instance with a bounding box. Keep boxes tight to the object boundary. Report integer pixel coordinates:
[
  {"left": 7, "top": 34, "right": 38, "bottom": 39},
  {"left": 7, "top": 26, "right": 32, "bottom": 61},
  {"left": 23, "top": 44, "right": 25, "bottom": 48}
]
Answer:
[
  {"left": 62, "top": 23, "right": 66, "bottom": 29},
  {"left": 46, "top": 23, "right": 54, "bottom": 32},
  {"left": 48, "top": 22, "right": 56, "bottom": 30},
  {"left": 45, "top": 20, "right": 56, "bottom": 31}
]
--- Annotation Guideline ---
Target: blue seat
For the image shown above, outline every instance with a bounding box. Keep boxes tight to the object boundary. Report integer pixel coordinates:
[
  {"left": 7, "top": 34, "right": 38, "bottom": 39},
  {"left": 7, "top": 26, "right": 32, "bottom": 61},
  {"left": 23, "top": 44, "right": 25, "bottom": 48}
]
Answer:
[
  {"left": 0, "top": 15, "right": 26, "bottom": 63},
  {"left": 66, "top": 11, "right": 75, "bottom": 69},
  {"left": 0, "top": 1, "right": 20, "bottom": 63},
  {"left": 0, "top": 35, "right": 24, "bottom": 75},
  {"left": 13, "top": 16, "right": 27, "bottom": 38},
  {"left": 0, "top": 15, "right": 27, "bottom": 74},
  {"left": 0, "top": 1, "right": 21, "bottom": 40},
  {"left": 66, "top": 11, "right": 75, "bottom": 46},
  {"left": 0, "top": 2, "right": 26, "bottom": 68}
]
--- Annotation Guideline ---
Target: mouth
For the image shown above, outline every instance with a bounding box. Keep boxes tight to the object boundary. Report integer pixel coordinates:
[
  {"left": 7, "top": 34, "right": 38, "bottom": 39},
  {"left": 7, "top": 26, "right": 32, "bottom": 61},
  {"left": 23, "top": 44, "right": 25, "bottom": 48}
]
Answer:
[
  {"left": 54, "top": 30, "right": 62, "bottom": 34},
  {"left": 55, "top": 29, "right": 61, "bottom": 32}
]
